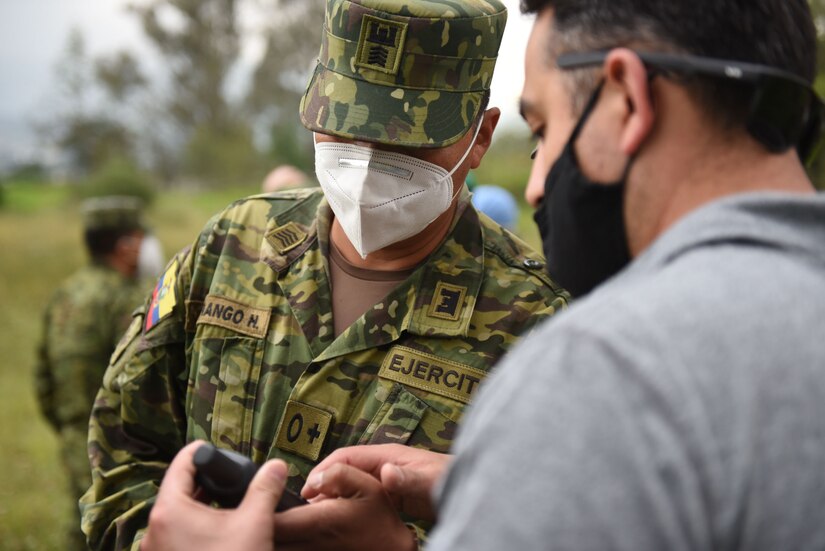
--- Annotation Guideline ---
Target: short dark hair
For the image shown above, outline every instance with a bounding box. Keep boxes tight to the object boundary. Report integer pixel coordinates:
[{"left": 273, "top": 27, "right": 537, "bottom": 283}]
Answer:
[{"left": 521, "top": 0, "right": 817, "bottom": 129}]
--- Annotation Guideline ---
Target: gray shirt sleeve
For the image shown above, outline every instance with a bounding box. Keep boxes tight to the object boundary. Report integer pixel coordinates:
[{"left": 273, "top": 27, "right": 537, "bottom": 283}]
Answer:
[{"left": 429, "top": 324, "right": 710, "bottom": 551}]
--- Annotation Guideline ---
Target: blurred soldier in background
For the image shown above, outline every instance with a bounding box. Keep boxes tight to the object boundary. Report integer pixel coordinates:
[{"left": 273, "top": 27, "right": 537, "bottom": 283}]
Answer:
[
  {"left": 35, "top": 196, "right": 162, "bottom": 550},
  {"left": 81, "top": 0, "right": 568, "bottom": 549}
]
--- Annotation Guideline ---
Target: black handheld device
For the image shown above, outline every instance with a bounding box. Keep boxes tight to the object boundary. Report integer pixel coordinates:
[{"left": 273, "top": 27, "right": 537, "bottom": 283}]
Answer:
[{"left": 193, "top": 444, "right": 308, "bottom": 511}]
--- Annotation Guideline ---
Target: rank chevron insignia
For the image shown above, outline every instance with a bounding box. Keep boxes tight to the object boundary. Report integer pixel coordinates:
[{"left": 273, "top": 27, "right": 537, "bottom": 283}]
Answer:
[{"left": 268, "top": 222, "right": 308, "bottom": 255}]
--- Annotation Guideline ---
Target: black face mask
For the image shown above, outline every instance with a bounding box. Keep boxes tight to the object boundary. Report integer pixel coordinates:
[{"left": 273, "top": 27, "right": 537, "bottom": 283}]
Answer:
[{"left": 533, "top": 83, "right": 632, "bottom": 298}]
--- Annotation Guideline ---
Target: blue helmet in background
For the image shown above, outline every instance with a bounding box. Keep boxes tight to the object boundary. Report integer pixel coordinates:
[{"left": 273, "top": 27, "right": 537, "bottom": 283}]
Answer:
[{"left": 471, "top": 185, "right": 518, "bottom": 231}]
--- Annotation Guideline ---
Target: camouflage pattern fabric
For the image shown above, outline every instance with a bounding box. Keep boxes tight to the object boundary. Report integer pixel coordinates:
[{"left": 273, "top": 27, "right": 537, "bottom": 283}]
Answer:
[
  {"left": 35, "top": 264, "right": 145, "bottom": 550},
  {"left": 80, "top": 188, "right": 568, "bottom": 550},
  {"left": 300, "top": 0, "right": 507, "bottom": 148}
]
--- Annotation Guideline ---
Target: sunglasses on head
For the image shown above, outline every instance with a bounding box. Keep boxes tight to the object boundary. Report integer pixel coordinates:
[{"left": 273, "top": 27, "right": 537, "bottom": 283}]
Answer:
[{"left": 556, "top": 50, "right": 825, "bottom": 165}]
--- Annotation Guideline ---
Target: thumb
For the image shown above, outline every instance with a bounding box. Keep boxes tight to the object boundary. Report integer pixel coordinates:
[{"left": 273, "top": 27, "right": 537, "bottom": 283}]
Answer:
[
  {"left": 157, "top": 440, "right": 205, "bottom": 499},
  {"left": 239, "top": 459, "right": 288, "bottom": 514}
]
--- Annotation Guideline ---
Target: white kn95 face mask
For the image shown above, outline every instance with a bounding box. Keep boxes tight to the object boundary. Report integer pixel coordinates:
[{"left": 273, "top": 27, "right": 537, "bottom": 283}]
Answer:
[{"left": 314, "top": 117, "right": 483, "bottom": 258}]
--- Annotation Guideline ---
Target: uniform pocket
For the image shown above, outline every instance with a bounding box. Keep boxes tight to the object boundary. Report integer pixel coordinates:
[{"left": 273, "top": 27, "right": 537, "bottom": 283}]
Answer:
[
  {"left": 357, "top": 384, "right": 428, "bottom": 446},
  {"left": 210, "top": 336, "right": 264, "bottom": 454}
]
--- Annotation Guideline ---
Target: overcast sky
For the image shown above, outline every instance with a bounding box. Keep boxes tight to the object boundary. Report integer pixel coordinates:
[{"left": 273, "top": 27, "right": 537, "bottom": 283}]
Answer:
[{"left": 0, "top": 0, "right": 535, "bottom": 167}]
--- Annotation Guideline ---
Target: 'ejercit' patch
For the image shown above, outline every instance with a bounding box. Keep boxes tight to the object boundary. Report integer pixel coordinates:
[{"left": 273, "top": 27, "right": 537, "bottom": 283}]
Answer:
[
  {"left": 356, "top": 15, "right": 407, "bottom": 75},
  {"left": 379, "top": 346, "right": 486, "bottom": 404}
]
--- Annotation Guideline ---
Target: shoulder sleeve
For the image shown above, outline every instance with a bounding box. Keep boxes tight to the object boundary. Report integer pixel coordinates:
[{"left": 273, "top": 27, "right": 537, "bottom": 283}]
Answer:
[
  {"left": 429, "top": 321, "right": 710, "bottom": 551},
  {"left": 82, "top": 247, "right": 194, "bottom": 551}
]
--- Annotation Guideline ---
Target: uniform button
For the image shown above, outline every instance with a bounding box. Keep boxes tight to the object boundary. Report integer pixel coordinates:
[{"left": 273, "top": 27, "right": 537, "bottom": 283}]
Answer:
[{"left": 523, "top": 259, "right": 544, "bottom": 270}]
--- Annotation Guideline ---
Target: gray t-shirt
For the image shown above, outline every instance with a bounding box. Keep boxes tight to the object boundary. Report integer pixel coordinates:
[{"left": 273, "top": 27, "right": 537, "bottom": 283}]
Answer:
[{"left": 431, "top": 192, "right": 825, "bottom": 551}]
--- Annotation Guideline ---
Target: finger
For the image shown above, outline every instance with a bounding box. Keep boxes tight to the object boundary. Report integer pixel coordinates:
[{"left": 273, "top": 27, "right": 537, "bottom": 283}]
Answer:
[
  {"left": 308, "top": 447, "right": 382, "bottom": 480},
  {"left": 380, "top": 464, "right": 433, "bottom": 500},
  {"left": 157, "top": 440, "right": 206, "bottom": 499},
  {"left": 239, "top": 459, "right": 288, "bottom": 514},
  {"left": 275, "top": 502, "right": 327, "bottom": 543},
  {"left": 303, "top": 445, "right": 404, "bottom": 498},
  {"left": 305, "top": 463, "right": 383, "bottom": 500}
]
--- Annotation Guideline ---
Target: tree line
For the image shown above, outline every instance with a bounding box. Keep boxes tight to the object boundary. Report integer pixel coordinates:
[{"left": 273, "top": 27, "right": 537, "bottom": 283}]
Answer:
[
  {"left": 40, "top": 0, "right": 323, "bottom": 190},
  {"left": 34, "top": 0, "right": 825, "bottom": 192}
]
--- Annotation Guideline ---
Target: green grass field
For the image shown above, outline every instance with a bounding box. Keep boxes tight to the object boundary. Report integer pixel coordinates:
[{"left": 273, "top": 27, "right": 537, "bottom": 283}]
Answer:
[{"left": 0, "top": 171, "right": 539, "bottom": 550}]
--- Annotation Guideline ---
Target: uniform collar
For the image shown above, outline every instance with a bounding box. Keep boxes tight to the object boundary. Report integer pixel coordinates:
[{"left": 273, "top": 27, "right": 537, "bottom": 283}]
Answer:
[
  {"left": 404, "top": 186, "right": 484, "bottom": 338},
  {"left": 261, "top": 188, "right": 485, "bottom": 360}
]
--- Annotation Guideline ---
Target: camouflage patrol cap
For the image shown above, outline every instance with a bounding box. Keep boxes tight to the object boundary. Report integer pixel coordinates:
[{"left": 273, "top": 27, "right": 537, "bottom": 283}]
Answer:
[
  {"left": 300, "top": 0, "right": 507, "bottom": 148},
  {"left": 80, "top": 196, "right": 146, "bottom": 231}
]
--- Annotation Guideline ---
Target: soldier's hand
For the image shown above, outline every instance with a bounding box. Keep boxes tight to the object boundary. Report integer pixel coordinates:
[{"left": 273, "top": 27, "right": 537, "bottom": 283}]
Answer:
[
  {"left": 275, "top": 464, "right": 416, "bottom": 551},
  {"left": 302, "top": 444, "right": 449, "bottom": 523},
  {"left": 141, "top": 441, "right": 288, "bottom": 551}
]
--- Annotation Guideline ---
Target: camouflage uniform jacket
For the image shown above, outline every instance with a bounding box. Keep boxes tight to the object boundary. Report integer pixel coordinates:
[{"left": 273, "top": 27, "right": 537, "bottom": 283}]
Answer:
[
  {"left": 35, "top": 263, "right": 144, "bottom": 432},
  {"left": 82, "top": 189, "right": 568, "bottom": 550}
]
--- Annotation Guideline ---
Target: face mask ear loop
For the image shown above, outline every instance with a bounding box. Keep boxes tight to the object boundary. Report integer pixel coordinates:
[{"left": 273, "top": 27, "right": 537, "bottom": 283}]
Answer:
[
  {"left": 444, "top": 113, "right": 485, "bottom": 202},
  {"left": 447, "top": 114, "right": 485, "bottom": 181}
]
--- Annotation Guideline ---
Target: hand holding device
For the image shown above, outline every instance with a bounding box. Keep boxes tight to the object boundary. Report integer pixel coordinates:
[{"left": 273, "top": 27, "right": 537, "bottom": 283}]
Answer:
[{"left": 193, "top": 444, "right": 307, "bottom": 511}]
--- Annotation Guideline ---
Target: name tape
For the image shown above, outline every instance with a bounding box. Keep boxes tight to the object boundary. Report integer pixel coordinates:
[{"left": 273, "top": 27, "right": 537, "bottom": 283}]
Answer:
[{"left": 196, "top": 295, "right": 271, "bottom": 339}]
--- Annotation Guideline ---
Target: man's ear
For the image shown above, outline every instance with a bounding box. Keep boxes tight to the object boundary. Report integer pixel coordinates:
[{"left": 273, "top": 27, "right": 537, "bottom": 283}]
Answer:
[
  {"left": 469, "top": 107, "right": 501, "bottom": 168},
  {"left": 604, "top": 49, "right": 655, "bottom": 156}
]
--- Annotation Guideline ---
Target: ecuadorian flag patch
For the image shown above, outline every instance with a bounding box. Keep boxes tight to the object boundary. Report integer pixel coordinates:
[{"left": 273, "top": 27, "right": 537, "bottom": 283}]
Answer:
[{"left": 145, "top": 259, "right": 179, "bottom": 332}]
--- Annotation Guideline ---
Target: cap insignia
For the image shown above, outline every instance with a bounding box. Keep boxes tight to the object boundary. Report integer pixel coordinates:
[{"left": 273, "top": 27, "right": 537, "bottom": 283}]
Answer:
[{"left": 355, "top": 15, "right": 407, "bottom": 75}]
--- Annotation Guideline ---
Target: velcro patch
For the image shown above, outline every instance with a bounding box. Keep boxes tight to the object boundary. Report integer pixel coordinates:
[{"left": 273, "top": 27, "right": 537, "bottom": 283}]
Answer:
[
  {"left": 428, "top": 282, "right": 467, "bottom": 321},
  {"left": 196, "top": 295, "right": 271, "bottom": 339},
  {"left": 379, "top": 346, "right": 485, "bottom": 405},
  {"left": 267, "top": 222, "right": 308, "bottom": 255},
  {"left": 355, "top": 15, "right": 407, "bottom": 75},
  {"left": 275, "top": 401, "right": 333, "bottom": 462}
]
